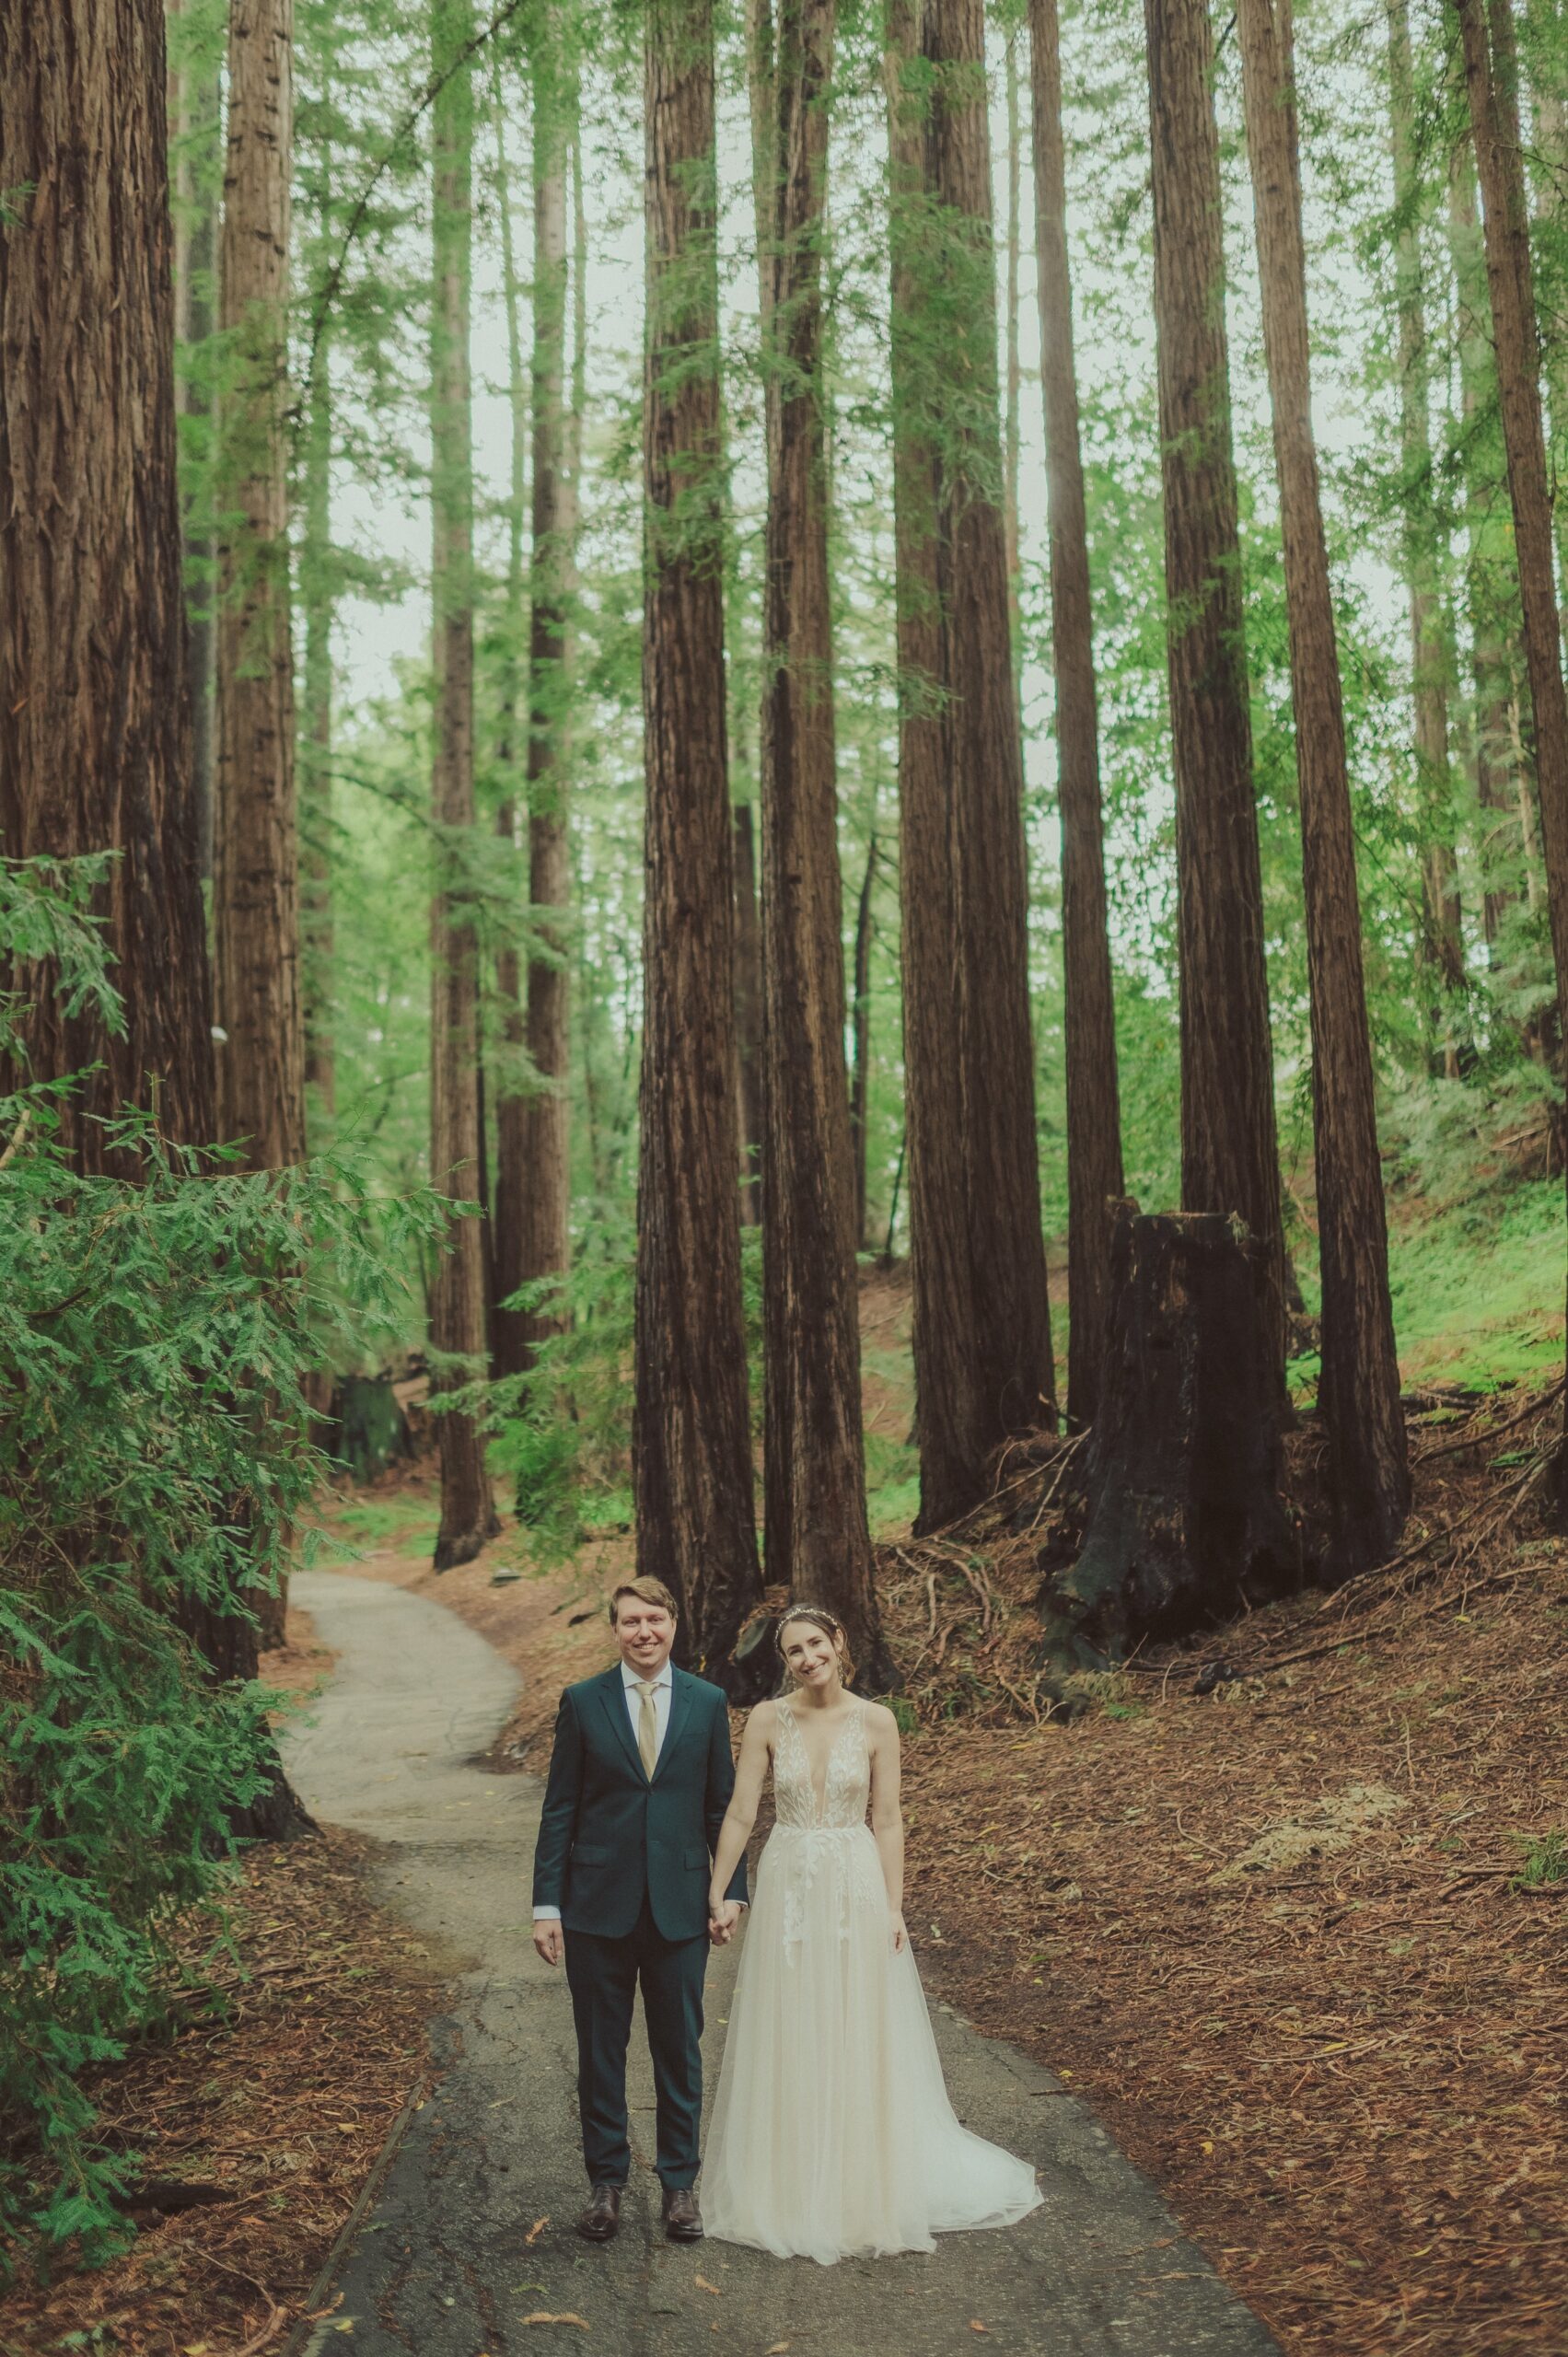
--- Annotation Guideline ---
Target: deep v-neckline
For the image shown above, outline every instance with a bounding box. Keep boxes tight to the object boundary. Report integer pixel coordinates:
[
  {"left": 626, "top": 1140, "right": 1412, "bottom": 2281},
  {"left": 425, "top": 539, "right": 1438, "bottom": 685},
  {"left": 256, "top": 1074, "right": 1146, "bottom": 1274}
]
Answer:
[{"left": 778, "top": 1699, "right": 859, "bottom": 1824}]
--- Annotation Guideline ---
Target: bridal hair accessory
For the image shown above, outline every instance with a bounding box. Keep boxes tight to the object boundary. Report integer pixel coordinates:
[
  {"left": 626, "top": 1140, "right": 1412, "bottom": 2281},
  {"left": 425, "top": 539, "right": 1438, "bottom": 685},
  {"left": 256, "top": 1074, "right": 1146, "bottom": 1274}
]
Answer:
[{"left": 773, "top": 1603, "right": 855, "bottom": 1686}]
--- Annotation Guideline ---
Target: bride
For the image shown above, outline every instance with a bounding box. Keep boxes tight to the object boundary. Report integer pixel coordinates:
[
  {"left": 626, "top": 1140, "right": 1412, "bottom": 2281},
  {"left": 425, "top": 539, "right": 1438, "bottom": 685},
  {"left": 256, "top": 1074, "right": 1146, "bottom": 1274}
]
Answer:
[{"left": 701, "top": 1606, "right": 1041, "bottom": 2265}]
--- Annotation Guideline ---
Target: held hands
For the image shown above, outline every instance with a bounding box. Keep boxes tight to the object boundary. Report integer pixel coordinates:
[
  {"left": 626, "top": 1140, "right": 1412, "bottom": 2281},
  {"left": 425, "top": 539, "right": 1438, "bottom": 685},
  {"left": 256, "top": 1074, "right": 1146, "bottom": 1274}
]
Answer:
[
  {"left": 708, "top": 1899, "right": 742, "bottom": 1946},
  {"left": 532, "top": 1921, "right": 564, "bottom": 1968}
]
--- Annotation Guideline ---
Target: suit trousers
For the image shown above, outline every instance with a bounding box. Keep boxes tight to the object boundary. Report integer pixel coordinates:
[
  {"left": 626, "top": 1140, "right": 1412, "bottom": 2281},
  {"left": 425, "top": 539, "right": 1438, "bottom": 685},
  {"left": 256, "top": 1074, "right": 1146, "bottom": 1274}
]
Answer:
[{"left": 563, "top": 1894, "right": 708, "bottom": 2190}]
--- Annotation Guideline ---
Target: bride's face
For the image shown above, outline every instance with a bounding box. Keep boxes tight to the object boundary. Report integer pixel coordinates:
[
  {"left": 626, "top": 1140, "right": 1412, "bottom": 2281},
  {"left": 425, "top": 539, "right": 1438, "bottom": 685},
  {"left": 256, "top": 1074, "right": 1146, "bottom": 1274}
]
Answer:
[{"left": 780, "top": 1620, "right": 841, "bottom": 1691}]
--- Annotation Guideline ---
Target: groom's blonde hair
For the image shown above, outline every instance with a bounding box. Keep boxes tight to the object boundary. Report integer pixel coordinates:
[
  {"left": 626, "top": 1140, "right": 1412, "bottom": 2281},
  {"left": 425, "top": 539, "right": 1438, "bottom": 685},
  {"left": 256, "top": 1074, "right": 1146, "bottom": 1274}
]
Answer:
[{"left": 609, "top": 1575, "right": 679, "bottom": 1625}]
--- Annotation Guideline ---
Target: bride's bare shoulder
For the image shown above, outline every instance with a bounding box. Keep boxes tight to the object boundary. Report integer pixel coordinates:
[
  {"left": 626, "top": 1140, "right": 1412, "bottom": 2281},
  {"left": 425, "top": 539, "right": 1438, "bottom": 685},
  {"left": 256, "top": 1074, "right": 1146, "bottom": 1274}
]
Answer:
[
  {"left": 860, "top": 1698, "right": 901, "bottom": 1740},
  {"left": 743, "top": 1696, "right": 782, "bottom": 1739}
]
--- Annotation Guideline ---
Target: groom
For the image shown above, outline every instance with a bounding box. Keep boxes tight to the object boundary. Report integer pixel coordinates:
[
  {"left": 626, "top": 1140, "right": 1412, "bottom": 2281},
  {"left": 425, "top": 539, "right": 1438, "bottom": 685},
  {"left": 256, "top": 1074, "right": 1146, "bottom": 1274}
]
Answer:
[{"left": 531, "top": 1575, "right": 747, "bottom": 2245}]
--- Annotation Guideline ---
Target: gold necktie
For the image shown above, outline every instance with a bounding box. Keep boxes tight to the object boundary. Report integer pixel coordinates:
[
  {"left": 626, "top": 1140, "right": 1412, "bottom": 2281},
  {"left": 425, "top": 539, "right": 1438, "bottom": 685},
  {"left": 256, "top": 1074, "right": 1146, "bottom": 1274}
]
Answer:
[{"left": 635, "top": 1679, "right": 659, "bottom": 1778}]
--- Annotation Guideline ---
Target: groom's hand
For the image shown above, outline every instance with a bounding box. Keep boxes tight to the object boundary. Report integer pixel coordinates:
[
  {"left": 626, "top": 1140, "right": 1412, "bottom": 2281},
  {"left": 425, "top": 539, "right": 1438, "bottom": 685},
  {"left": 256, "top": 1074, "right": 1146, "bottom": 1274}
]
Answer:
[
  {"left": 708, "top": 1901, "right": 741, "bottom": 1945},
  {"left": 532, "top": 1921, "right": 564, "bottom": 1967}
]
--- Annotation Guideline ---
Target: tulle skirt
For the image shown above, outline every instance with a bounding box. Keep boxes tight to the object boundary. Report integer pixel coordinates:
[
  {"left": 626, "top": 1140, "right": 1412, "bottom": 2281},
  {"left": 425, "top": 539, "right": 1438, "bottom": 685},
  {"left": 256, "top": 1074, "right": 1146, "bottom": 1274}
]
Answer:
[{"left": 703, "top": 1824, "right": 1043, "bottom": 2265}]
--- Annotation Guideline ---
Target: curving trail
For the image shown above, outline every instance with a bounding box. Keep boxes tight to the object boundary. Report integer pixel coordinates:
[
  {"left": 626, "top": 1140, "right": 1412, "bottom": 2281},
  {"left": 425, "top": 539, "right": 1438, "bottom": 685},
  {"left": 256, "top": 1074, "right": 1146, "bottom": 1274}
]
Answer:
[{"left": 280, "top": 1569, "right": 1278, "bottom": 2357}]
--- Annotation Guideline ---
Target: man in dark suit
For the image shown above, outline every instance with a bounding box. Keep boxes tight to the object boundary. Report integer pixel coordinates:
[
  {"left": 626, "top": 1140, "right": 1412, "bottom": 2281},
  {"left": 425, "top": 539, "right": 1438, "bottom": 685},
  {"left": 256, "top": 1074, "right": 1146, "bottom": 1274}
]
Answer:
[{"left": 531, "top": 1575, "right": 747, "bottom": 2245}]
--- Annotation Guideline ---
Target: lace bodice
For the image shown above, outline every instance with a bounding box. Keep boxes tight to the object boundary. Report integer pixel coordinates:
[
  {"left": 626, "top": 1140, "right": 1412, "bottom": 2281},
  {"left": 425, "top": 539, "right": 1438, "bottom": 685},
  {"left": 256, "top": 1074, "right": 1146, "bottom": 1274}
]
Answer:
[{"left": 772, "top": 1699, "right": 869, "bottom": 1831}]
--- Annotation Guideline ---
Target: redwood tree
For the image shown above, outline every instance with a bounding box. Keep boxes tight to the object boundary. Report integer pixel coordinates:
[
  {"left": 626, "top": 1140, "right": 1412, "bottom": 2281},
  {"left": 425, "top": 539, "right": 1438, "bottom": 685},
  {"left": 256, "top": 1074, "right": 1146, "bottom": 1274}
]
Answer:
[
  {"left": 168, "top": 0, "right": 220, "bottom": 880},
  {"left": 1144, "top": 0, "right": 1287, "bottom": 1378},
  {"left": 0, "top": 0, "right": 306, "bottom": 1836},
  {"left": 299, "top": 78, "right": 335, "bottom": 1126},
  {"left": 754, "top": 0, "right": 889, "bottom": 1678},
  {"left": 213, "top": 0, "right": 306, "bottom": 1172},
  {"left": 1458, "top": 0, "right": 1568, "bottom": 1501},
  {"left": 884, "top": 0, "right": 983, "bottom": 1527},
  {"left": 1388, "top": 0, "right": 1466, "bottom": 1074},
  {"left": 1449, "top": 140, "right": 1527, "bottom": 952},
  {"left": 0, "top": 2, "right": 214, "bottom": 1163},
  {"left": 732, "top": 802, "right": 765, "bottom": 1225},
  {"left": 428, "top": 0, "right": 498, "bottom": 1569},
  {"left": 633, "top": 0, "right": 764, "bottom": 1678},
  {"left": 1237, "top": 0, "right": 1409, "bottom": 1566},
  {"left": 929, "top": 0, "right": 1056, "bottom": 1461},
  {"left": 489, "top": 68, "right": 531, "bottom": 1366},
  {"left": 1028, "top": 0, "right": 1124, "bottom": 1429},
  {"left": 501, "top": 6, "right": 577, "bottom": 1380},
  {"left": 882, "top": 0, "right": 1056, "bottom": 1536}
]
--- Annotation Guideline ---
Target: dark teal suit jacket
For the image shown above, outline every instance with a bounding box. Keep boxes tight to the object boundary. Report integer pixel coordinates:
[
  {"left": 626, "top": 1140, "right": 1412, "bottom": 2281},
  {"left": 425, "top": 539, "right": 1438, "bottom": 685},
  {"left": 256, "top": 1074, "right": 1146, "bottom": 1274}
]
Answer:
[{"left": 531, "top": 1665, "right": 747, "bottom": 1942}]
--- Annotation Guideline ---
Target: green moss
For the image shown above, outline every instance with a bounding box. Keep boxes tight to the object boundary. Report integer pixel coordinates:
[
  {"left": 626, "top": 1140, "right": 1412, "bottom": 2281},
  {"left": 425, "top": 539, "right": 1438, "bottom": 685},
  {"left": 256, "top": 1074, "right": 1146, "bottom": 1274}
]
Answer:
[{"left": 1388, "top": 1179, "right": 1564, "bottom": 1391}]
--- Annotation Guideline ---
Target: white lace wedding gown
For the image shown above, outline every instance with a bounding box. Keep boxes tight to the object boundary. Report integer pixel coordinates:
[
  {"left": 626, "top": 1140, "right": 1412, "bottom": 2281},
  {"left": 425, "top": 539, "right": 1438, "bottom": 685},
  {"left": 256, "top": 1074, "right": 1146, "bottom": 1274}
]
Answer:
[{"left": 702, "top": 1698, "right": 1042, "bottom": 2264}]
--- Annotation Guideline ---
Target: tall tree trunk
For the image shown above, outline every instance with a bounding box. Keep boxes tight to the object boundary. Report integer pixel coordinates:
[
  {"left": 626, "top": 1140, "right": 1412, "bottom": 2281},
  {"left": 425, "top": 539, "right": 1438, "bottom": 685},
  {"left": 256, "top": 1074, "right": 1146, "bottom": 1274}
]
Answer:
[
  {"left": 1529, "top": 67, "right": 1568, "bottom": 640},
  {"left": 929, "top": 0, "right": 1057, "bottom": 1458},
  {"left": 213, "top": 0, "right": 305, "bottom": 1173},
  {"left": 168, "top": 0, "right": 219, "bottom": 882},
  {"left": 301, "top": 121, "right": 335, "bottom": 1127},
  {"left": 850, "top": 830, "right": 877, "bottom": 1250},
  {"left": 508, "top": 8, "right": 577, "bottom": 1375},
  {"left": 883, "top": 1, "right": 1057, "bottom": 1533},
  {"left": 1028, "top": 0, "right": 1124, "bottom": 1430},
  {"left": 1458, "top": 0, "right": 1568, "bottom": 1502},
  {"left": 1, "top": 4, "right": 215, "bottom": 1160},
  {"left": 1449, "top": 139, "right": 1526, "bottom": 946},
  {"left": 732, "top": 802, "right": 765, "bottom": 1225},
  {"left": 635, "top": 0, "right": 765, "bottom": 1680},
  {"left": 1003, "top": 27, "right": 1024, "bottom": 672},
  {"left": 489, "top": 71, "right": 530, "bottom": 1371},
  {"left": 739, "top": 0, "right": 772, "bottom": 1243},
  {"left": 1237, "top": 0, "right": 1409, "bottom": 1568},
  {"left": 1388, "top": 0, "right": 1466, "bottom": 1076},
  {"left": 884, "top": 0, "right": 985, "bottom": 1524},
  {"left": 1144, "top": 0, "right": 1287, "bottom": 1383},
  {"left": 0, "top": 0, "right": 306, "bottom": 1837},
  {"left": 429, "top": 0, "right": 498, "bottom": 1569},
  {"left": 746, "top": 0, "right": 777, "bottom": 330},
  {"left": 759, "top": 0, "right": 888, "bottom": 1678}
]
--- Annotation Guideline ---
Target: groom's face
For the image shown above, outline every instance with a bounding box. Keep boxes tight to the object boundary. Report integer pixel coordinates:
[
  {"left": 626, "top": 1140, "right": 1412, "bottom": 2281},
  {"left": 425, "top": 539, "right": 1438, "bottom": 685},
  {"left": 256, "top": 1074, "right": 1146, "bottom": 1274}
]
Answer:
[{"left": 614, "top": 1595, "right": 676, "bottom": 1678}]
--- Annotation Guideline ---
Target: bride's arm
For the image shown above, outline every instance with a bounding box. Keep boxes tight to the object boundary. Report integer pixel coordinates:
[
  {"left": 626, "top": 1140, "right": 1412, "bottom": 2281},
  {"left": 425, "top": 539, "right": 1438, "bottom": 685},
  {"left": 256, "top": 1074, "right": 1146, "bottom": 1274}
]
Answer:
[
  {"left": 867, "top": 1706, "right": 909, "bottom": 1952},
  {"left": 707, "top": 1702, "right": 773, "bottom": 1928}
]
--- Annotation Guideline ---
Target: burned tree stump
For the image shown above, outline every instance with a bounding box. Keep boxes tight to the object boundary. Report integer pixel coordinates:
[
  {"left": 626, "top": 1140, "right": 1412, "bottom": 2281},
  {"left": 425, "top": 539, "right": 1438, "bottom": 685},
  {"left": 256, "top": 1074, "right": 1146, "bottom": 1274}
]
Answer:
[{"left": 1043, "top": 1206, "right": 1298, "bottom": 1661}]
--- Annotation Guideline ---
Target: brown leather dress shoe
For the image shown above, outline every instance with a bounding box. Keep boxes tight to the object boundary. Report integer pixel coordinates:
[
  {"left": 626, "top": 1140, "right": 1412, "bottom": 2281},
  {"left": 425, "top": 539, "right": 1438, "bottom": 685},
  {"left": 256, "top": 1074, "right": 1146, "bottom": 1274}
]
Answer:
[
  {"left": 662, "top": 2186, "right": 703, "bottom": 2241},
  {"left": 575, "top": 2184, "right": 621, "bottom": 2242}
]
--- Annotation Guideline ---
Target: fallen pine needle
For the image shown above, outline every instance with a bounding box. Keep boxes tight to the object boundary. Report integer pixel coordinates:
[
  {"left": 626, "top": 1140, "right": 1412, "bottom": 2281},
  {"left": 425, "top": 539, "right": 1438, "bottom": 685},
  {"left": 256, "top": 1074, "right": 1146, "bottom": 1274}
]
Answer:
[{"left": 521, "top": 2316, "right": 587, "bottom": 2330}]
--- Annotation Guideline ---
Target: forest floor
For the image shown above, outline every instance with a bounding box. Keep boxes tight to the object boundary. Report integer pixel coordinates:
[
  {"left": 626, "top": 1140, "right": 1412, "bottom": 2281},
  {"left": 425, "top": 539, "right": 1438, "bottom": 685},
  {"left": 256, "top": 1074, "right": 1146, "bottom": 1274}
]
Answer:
[
  {"left": 290, "top": 1252, "right": 1568, "bottom": 2357},
  {"left": 8, "top": 1250, "right": 1565, "bottom": 2356}
]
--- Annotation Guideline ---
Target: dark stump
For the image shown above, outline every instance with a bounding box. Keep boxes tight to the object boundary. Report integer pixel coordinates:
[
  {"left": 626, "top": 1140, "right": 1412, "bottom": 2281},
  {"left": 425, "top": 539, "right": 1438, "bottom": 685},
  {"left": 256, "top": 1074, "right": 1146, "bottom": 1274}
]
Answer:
[{"left": 1043, "top": 1205, "right": 1299, "bottom": 1662}]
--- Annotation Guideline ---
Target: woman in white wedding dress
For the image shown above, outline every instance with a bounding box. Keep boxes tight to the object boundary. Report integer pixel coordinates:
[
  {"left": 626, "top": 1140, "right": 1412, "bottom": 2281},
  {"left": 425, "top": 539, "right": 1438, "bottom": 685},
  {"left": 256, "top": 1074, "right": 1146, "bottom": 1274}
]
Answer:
[{"left": 701, "top": 1607, "right": 1041, "bottom": 2266}]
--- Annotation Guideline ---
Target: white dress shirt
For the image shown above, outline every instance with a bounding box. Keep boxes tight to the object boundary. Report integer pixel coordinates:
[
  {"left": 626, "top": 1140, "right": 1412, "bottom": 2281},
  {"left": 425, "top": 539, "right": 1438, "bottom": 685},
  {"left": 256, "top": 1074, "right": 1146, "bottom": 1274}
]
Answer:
[{"left": 532, "top": 1661, "right": 673, "bottom": 1923}]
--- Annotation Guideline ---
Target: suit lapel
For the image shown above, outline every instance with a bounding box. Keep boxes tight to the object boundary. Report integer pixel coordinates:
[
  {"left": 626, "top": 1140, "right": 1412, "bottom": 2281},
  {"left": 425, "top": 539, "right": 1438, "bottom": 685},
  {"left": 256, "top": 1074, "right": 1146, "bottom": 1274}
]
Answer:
[
  {"left": 653, "top": 1666, "right": 695, "bottom": 1786},
  {"left": 597, "top": 1668, "right": 646, "bottom": 1784}
]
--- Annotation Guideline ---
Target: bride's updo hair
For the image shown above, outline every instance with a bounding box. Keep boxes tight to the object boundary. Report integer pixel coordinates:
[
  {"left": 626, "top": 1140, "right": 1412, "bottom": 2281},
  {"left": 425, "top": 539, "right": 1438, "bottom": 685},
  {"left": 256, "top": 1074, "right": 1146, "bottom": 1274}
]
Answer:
[{"left": 774, "top": 1604, "right": 854, "bottom": 1687}]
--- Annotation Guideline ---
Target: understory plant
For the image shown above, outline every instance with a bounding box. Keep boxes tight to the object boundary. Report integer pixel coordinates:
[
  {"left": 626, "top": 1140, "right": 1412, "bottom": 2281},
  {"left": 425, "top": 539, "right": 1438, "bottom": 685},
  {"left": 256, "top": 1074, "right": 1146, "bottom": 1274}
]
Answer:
[
  {"left": 0, "top": 855, "right": 443, "bottom": 2268},
  {"left": 483, "top": 1215, "right": 764, "bottom": 1566}
]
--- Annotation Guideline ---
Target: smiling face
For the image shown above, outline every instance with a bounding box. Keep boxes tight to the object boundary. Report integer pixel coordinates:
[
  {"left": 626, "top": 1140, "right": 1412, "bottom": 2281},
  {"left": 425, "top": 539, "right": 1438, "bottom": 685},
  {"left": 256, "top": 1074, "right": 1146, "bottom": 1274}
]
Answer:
[
  {"left": 779, "top": 1616, "right": 844, "bottom": 1693},
  {"left": 612, "top": 1592, "right": 677, "bottom": 1678}
]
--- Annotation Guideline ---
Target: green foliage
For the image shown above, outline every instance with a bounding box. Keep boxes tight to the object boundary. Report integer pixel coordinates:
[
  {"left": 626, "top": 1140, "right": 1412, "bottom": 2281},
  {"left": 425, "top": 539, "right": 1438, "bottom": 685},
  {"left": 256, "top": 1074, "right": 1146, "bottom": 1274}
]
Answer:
[
  {"left": 484, "top": 1214, "right": 640, "bottom": 1563},
  {"left": 0, "top": 862, "right": 444, "bottom": 2270},
  {"left": 1508, "top": 1829, "right": 1568, "bottom": 1891}
]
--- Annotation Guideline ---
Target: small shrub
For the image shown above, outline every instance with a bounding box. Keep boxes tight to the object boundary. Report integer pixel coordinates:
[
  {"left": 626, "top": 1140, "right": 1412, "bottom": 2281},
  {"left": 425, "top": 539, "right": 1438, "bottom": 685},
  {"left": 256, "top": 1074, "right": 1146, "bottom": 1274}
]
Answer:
[{"left": 1509, "top": 1829, "right": 1568, "bottom": 1891}]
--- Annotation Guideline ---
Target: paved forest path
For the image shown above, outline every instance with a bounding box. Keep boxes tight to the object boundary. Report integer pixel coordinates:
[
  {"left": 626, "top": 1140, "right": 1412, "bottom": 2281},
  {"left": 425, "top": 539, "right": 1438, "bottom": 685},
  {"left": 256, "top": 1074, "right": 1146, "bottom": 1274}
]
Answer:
[{"left": 280, "top": 1569, "right": 1278, "bottom": 2357}]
